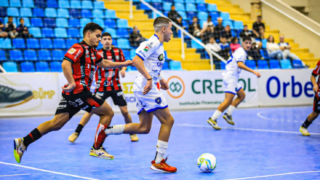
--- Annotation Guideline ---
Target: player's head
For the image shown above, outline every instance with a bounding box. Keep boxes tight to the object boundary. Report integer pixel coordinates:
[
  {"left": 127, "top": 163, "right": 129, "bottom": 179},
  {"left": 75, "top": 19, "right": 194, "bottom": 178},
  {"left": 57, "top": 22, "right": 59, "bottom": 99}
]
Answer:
[
  {"left": 153, "top": 17, "right": 172, "bottom": 42},
  {"left": 83, "top": 22, "right": 103, "bottom": 47},
  {"left": 101, "top": 32, "right": 112, "bottom": 49},
  {"left": 242, "top": 36, "right": 252, "bottom": 51}
]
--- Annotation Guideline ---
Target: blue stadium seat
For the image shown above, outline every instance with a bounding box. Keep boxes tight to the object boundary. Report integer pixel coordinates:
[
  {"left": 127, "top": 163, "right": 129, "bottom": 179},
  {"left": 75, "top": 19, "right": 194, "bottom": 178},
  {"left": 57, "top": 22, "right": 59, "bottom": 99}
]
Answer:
[
  {"left": 47, "top": 0, "right": 58, "bottom": 8},
  {"left": 269, "top": 60, "right": 280, "bottom": 69},
  {"left": 66, "top": 38, "right": 77, "bottom": 47},
  {"left": 50, "top": 61, "right": 62, "bottom": 72},
  {"left": 21, "top": 62, "right": 35, "bottom": 72},
  {"left": 36, "top": 61, "right": 50, "bottom": 72},
  {"left": 245, "top": 60, "right": 257, "bottom": 69},
  {"left": 257, "top": 60, "right": 269, "bottom": 69},
  {"left": 70, "top": 0, "right": 81, "bottom": 9},
  {"left": 55, "top": 28, "right": 68, "bottom": 38},
  {"left": 140, "top": 3, "right": 150, "bottom": 10},
  {"left": 82, "top": 1, "right": 93, "bottom": 9},
  {"left": 0, "top": 38, "right": 12, "bottom": 49},
  {"left": 220, "top": 12, "right": 230, "bottom": 20},
  {"left": 68, "top": 28, "right": 80, "bottom": 38},
  {"left": 24, "top": 50, "right": 38, "bottom": 61},
  {"left": 38, "top": 50, "right": 52, "bottom": 61},
  {"left": 7, "top": 7, "right": 19, "bottom": 16},
  {"left": 34, "top": 0, "right": 46, "bottom": 8},
  {"left": 185, "top": 0, "right": 195, "bottom": 3},
  {"left": 191, "top": 39, "right": 204, "bottom": 49},
  {"left": 20, "top": 8, "right": 32, "bottom": 17},
  {"left": 0, "top": 7, "right": 7, "bottom": 16},
  {"left": 175, "top": 3, "right": 185, "bottom": 11},
  {"left": 0, "top": 0, "right": 9, "bottom": 7},
  {"left": 22, "top": 0, "right": 34, "bottom": 7},
  {"left": 177, "top": 11, "right": 187, "bottom": 19},
  {"left": 198, "top": 11, "right": 208, "bottom": 21},
  {"left": 280, "top": 59, "right": 292, "bottom": 69},
  {"left": 26, "top": 38, "right": 40, "bottom": 49},
  {"left": 117, "top": 28, "right": 129, "bottom": 38},
  {"left": 53, "top": 38, "right": 66, "bottom": 49},
  {"left": 186, "top": 4, "right": 196, "bottom": 11},
  {"left": 197, "top": 3, "right": 207, "bottom": 11},
  {"left": 169, "top": 61, "right": 183, "bottom": 70},
  {"left": 80, "top": 18, "right": 91, "bottom": 27},
  {"left": 187, "top": 12, "right": 197, "bottom": 19},
  {"left": 45, "top": 8, "right": 57, "bottom": 18},
  {"left": 40, "top": 38, "right": 53, "bottom": 49},
  {"left": 105, "top": 10, "right": 116, "bottom": 18},
  {"left": 117, "top": 39, "right": 130, "bottom": 49},
  {"left": 292, "top": 59, "right": 304, "bottom": 69},
  {"left": 10, "top": 0, "right": 21, "bottom": 7},
  {"left": 12, "top": 38, "right": 26, "bottom": 49},
  {"left": 130, "top": 49, "right": 135, "bottom": 60},
  {"left": 94, "top": 1, "right": 105, "bottom": 9},
  {"left": 152, "top": 0, "right": 162, "bottom": 2},
  {"left": 220, "top": 61, "right": 226, "bottom": 70},
  {"left": 207, "top": 4, "right": 217, "bottom": 11},
  {"left": 10, "top": 50, "right": 23, "bottom": 61},
  {"left": 163, "top": 2, "right": 171, "bottom": 11},
  {"left": 122, "top": 50, "right": 130, "bottom": 59},
  {"left": 57, "top": 8, "right": 69, "bottom": 18},
  {"left": 56, "top": 18, "right": 69, "bottom": 28},
  {"left": 93, "top": 10, "right": 104, "bottom": 18},
  {"left": 162, "top": 60, "right": 169, "bottom": 70},
  {"left": 69, "top": 18, "right": 80, "bottom": 28},
  {"left": 42, "top": 28, "right": 54, "bottom": 38},
  {"left": 3, "top": 62, "right": 18, "bottom": 72},
  {"left": 0, "top": 50, "right": 6, "bottom": 61},
  {"left": 69, "top": 9, "right": 81, "bottom": 18},
  {"left": 196, "top": 0, "right": 205, "bottom": 3},
  {"left": 105, "top": 19, "right": 116, "bottom": 28},
  {"left": 22, "top": 17, "right": 30, "bottom": 27},
  {"left": 81, "top": 9, "right": 92, "bottom": 18},
  {"left": 93, "top": 18, "right": 105, "bottom": 28},
  {"left": 59, "top": 0, "right": 69, "bottom": 8},
  {"left": 105, "top": 28, "right": 117, "bottom": 38},
  {"left": 117, "top": 19, "right": 128, "bottom": 28},
  {"left": 234, "top": 21, "right": 243, "bottom": 30},
  {"left": 97, "top": 42, "right": 103, "bottom": 49},
  {"left": 174, "top": 0, "right": 183, "bottom": 3},
  {"left": 223, "top": 20, "right": 234, "bottom": 29},
  {"left": 43, "top": 18, "right": 56, "bottom": 27},
  {"left": 262, "top": 39, "right": 267, "bottom": 49},
  {"left": 152, "top": 3, "right": 162, "bottom": 11},
  {"left": 52, "top": 50, "right": 64, "bottom": 60},
  {"left": 33, "top": 8, "right": 44, "bottom": 17}
]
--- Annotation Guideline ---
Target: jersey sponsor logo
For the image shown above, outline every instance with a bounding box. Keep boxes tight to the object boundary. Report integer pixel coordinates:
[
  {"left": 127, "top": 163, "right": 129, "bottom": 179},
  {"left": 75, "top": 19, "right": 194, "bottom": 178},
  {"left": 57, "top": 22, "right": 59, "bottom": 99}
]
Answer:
[
  {"left": 75, "top": 98, "right": 84, "bottom": 105},
  {"left": 68, "top": 100, "right": 78, "bottom": 107},
  {"left": 158, "top": 54, "right": 164, "bottom": 61},
  {"left": 68, "top": 48, "right": 76, "bottom": 54},
  {"left": 107, "top": 56, "right": 112, "bottom": 59},
  {"left": 74, "top": 50, "right": 82, "bottom": 60},
  {"left": 155, "top": 97, "right": 162, "bottom": 104},
  {"left": 144, "top": 46, "right": 150, "bottom": 52}
]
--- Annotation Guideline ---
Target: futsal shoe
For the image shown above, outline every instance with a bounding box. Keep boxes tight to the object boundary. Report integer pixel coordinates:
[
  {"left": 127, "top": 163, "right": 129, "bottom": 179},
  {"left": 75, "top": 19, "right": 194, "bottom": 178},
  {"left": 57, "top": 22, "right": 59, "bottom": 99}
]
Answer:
[
  {"left": 68, "top": 132, "right": 79, "bottom": 143},
  {"left": 299, "top": 126, "right": 310, "bottom": 136},
  {"left": 90, "top": 146, "right": 114, "bottom": 160},
  {"left": 13, "top": 138, "right": 26, "bottom": 163},
  {"left": 207, "top": 118, "right": 221, "bottom": 130},
  {"left": 0, "top": 85, "right": 33, "bottom": 108},
  {"left": 130, "top": 134, "right": 139, "bottom": 142},
  {"left": 223, "top": 113, "right": 235, "bottom": 125},
  {"left": 151, "top": 157, "right": 177, "bottom": 173}
]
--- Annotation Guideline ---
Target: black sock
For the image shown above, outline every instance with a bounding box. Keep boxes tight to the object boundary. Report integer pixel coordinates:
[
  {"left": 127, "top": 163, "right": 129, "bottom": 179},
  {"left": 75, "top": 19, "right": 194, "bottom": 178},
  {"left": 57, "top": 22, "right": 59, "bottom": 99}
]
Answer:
[
  {"left": 23, "top": 128, "right": 42, "bottom": 148},
  {"left": 302, "top": 119, "right": 312, "bottom": 128},
  {"left": 75, "top": 124, "right": 84, "bottom": 134}
]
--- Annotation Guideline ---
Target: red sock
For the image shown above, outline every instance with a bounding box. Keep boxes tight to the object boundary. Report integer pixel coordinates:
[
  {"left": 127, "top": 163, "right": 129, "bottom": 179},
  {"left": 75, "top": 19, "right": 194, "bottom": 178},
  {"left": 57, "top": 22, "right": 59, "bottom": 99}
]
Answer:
[{"left": 94, "top": 123, "right": 107, "bottom": 149}]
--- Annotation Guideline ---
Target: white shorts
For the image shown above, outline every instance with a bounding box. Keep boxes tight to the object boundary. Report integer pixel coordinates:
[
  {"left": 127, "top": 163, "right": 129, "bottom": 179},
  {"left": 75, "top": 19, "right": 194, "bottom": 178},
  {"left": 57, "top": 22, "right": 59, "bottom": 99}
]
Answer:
[
  {"left": 223, "top": 76, "right": 242, "bottom": 95},
  {"left": 134, "top": 91, "right": 168, "bottom": 114}
]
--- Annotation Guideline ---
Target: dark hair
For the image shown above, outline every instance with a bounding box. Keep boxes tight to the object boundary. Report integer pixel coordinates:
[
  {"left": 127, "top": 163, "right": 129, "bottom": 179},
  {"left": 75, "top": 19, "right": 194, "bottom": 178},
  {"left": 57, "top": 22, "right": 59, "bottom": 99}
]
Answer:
[
  {"left": 244, "top": 25, "right": 247, "bottom": 27},
  {"left": 19, "top": 18, "right": 24, "bottom": 21},
  {"left": 102, "top": 32, "right": 112, "bottom": 38},
  {"left": 83, "top": 22, "right": 103, "bottom": 37},
  {"left": 207, "top": 15, "right": 212, "bottom": 19},
  {"left": 8, "top": 16, "right": 13, "bottom": 19},
  {"left": 267, "top": 35, "right": 274, "bottom": 43},
  {"left": 231, "top": 37, "right": 238, "bottom": 44},
  {"left": 242, "top": 36, "right": 252, "bottom": 42},
  {"left": 171, "top": 5, "right": 175, "bottom": 7},
  {"left": 257, "top": 15, "right": 262, "bottom": 18}
]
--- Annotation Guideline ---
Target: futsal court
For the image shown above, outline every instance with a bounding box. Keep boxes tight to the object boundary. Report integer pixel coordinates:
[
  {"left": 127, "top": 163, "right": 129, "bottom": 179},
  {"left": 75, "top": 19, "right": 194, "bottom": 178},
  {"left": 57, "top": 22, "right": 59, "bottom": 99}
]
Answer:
[{"left": 1, "top": 106, "right": 320, "bottom": 180}]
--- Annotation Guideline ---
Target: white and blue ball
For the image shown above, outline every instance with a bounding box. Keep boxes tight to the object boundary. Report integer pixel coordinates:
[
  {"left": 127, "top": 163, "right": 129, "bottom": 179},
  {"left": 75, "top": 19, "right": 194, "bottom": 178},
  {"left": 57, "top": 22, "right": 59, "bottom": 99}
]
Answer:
[{"left": 197, "top": 153, "right": 216, "bottom": 173}]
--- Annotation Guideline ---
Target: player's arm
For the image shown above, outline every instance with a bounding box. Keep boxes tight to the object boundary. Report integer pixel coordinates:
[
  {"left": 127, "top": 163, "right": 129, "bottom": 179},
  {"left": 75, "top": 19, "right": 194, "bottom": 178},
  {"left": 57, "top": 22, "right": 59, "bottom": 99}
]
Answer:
[
  {"left": 158, "top": 74, "right": 169, "bottom": 90},
  {"left": 132, "top": 55, "right": 152, "bottom": 94},
  {"left": 61, "top": 61, "right": 76, "bottom": 92},
  {"left": 97, "top": 59, "right": 132, "bottom": 68},
  {"left": 311, "top": 75, "right": 318, "bottom": 93},
  {"left": 237, "top": 62, "right": 261, "bottom": 77}
]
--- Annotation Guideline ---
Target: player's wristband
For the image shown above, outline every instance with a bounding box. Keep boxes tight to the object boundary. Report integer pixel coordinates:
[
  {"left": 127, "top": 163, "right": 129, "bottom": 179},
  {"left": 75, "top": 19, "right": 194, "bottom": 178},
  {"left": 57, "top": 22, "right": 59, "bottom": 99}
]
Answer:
[
  {"left": 147, "top": 78, "right": 152, "bottom": 81},
  {"left": 158, "top": 75, "right": 164, "bottom": 81}
]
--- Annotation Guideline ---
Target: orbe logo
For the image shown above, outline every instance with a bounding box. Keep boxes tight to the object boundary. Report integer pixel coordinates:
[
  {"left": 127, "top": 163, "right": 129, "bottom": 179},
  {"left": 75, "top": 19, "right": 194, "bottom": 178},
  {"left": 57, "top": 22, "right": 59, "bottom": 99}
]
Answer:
[{"left": 167, "top": 76, "right": 185, "bottom": 99}]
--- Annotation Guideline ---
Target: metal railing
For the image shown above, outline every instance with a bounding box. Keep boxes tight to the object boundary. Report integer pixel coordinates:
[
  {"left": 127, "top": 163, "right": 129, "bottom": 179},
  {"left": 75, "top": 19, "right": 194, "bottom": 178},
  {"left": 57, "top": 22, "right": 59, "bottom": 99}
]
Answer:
[
  {"left": 129, "top": 0, "right": 227, "bottom": 71},
  {"left": 0, "top": 65, "right": 6, "bottom": 73}
]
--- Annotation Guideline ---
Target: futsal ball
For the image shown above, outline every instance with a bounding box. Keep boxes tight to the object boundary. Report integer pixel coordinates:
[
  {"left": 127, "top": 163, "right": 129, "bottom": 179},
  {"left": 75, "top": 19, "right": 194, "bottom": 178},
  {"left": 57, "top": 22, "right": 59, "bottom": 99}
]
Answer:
[{"left": 197, "top": 153, "right": 216, "bottom": 173}]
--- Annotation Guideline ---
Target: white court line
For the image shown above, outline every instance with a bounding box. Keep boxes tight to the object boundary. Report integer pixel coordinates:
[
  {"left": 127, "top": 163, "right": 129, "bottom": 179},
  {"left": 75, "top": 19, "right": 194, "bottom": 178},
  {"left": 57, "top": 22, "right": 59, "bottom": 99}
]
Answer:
[
  {"left": 257, "top": 111, "right": 320, "bottom": 125},
  {"left": 0, "top": 162, "right": 98, "bottom": 180},
  {"left": 0, "top": 174, "right": 29, "bottom": 177},
  {"left": 176, "top": 124, "right": 320, "bottom": 135},
  {"left": 224, "top": 170, "right": 320, "bottom": 180}
]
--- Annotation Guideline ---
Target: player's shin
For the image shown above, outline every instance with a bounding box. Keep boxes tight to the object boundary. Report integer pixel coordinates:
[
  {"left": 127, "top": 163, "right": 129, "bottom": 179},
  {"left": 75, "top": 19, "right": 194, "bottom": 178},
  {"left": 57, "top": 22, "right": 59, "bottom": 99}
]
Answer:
[
  {"left": 155, "top": 140, "right": 168, "bottom": 163},
  {"left": 23, "top": 128, "right": 42, "bottom": 147},
  {"left": 93, "top": 123, "right": 108, "bottom": 149},
  {"left": 226, "top": 105, "right": 236, "bottom": 116}
]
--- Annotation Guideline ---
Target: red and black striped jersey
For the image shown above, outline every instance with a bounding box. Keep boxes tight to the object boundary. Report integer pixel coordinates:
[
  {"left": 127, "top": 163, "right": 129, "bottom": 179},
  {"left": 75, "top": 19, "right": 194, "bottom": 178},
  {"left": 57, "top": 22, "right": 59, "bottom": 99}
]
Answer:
[
  {"left": 95, "top": 47, "right": 125, "bottom": 92},
  {"left": 63, "top": 41, "right": 103, "bottom": 95}
]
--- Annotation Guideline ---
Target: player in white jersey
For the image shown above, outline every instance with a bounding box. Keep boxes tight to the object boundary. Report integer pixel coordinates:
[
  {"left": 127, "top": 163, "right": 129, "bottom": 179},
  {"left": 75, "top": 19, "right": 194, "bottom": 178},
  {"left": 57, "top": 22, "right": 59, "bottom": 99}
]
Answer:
[
  {"left": 102, "top": 17, "right": 177, "bottom": 173},
  {"left": 208, "top": 37, "right": 261, "bottom": 130}
]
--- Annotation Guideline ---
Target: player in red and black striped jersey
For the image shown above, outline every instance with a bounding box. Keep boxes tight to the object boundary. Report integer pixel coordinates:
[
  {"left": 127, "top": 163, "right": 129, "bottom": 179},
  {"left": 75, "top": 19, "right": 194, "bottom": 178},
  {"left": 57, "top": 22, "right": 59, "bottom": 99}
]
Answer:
[
  {"left": 300, "top": 60, "right": 320, "bottom": 136},
  {"left": 13, "top": 23, "right": 132, "bottom": 163},
  {"left": 68, "top": 32, "right": 139, "bottom": 143}
]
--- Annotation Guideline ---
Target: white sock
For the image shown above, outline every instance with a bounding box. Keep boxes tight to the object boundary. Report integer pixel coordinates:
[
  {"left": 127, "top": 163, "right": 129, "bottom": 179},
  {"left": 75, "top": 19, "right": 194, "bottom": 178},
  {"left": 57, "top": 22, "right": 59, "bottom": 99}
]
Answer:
[
  {"left": 227, "top": 105, "right": 236, "bottom": 116},
  {"left": 211, "top": 110, "right": 222, "bottom": 120},
  {"left": 155, "top": 140, "right": 168, "bottom": 164},
  {"left": 104, "top": 124, "right": 125, "bottom": 135}
]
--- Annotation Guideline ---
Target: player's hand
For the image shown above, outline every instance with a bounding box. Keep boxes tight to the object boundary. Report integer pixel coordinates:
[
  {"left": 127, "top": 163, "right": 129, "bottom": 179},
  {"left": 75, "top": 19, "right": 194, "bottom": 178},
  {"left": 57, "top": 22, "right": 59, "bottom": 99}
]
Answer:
[
  {"left": 255, "top": 71, "right": 261, "bottom": 78},
  {"left": 123, "top": 60, "right": 132, "bottom": 67},
  {"left": 313, "top": 84, "right": 319, "bottom": 93},
  {"left": 62, "top": 83, "right": 76, "bottom": 92},
  {"left": 120, "top": 70, "right": 126, "bottom": 78},
  {"left": 160, "top": 79, "right": 169, "bottom": 90},
  {"left": 143, "top": 79, "right": 152, "bottom": 95}
]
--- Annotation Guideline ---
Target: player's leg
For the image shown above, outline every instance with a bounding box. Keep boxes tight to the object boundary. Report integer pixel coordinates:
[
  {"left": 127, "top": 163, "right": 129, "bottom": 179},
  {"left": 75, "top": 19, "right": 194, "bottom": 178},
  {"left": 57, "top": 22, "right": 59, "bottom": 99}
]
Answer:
[
  {"left": 223, "top": 86, "right": 246, "bottom": 125},
  {"left": 119, "top": 105, "right": 139, "bottom": 142},
  {"left": 300, "top": 97, "right": 319, "bottom": 136},
  {"left": 68, "top": 112, "right": 93, "bottom": 143}
]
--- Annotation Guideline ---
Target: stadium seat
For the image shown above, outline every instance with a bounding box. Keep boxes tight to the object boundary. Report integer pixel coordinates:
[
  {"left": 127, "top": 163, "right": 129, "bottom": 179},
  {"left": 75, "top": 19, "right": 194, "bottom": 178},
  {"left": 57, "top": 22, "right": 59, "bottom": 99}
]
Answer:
[
  {"left": 56, "top": 18, "right": 69, "bottom": 28},
  {"left": 175, "top": 3, "right": 185, "bottom": 11},
  {"left": 257, "top": 60, "right": 269, "bottom": 69},
  {"left": 152, "top": 2, "right": 162, "bottom": 11},
  {"left": 34, "top": 0, "right": 46, "bottom": 8},
  {"left": 26, "top": 38, "right": 40, "bottom": 49},
  {"left": 42, "top": 28, "right": 54, "bottom": 38},
  {"left": 280, "top": 59, "right": 292, "bottom": 69},
  {"left": 105, "top": 19, "right": 116, "bottom": 28},
  {"left": 185, "top": 0, "right": 195, "bottom": 3},
  {"left": 66, "top": 39, "right": 78, "bottom": 47},
  {"left": 50, "top": 61, "right": 62, "bottom": 72},
  {"left": 68, "top": 28, "right": 80, "bottom": 38},
  {"left": 186, "top": 4, "right": 196, "bottom": 11},
  {"left": 52, "top": 50, "right": 64, "bottom": 60},
  {"left": 33, "top": 8, "right": 44, "bottom": 17},
  {"left": 36, "top": 61, "right": 50, "bottom": 72},
  {"left": 140, "top": 3, "right": 150, "bottom": 10},
  {"left": 117, "top": 19, "right": 129, "bottom": 28},
  {"left": 4, "top": 17, "right": 17, "bottom": 25},
  {"left": 220, "top": 61, "right": 226, "bottom": 70},
  {"left": 105, "top": 10, "right": 116, "bottom": 19},
  {"left": 7, "top": 7, "right": 19, "bottom": 16},
  {"left": 174, "top": 0, "right": 183, "bottom": 3},
  {"left": 82, "top": 1, "right": 93, "bottom": 9},
  {"left": 0, "top": 50, "right": 6, "bottom": 61},
  {"left": 53, "top": 38, "right": 66, "bottom": 49},
  {"left": 93, "top": 18, "right": 105, "bottom": 28},
  {"left": 57, "top": 8, "right": 69, "bottom": 18},
  {"left": 80, "top": 18, "right": 91, "bottom": 27},
  {"left": 21, "top": 62, "right": 35, "bottom": 72},
  {"left": 117, "top": 39, "right": 130, "bottom": 49},
  {"left": 187, "top": 12, "right": 197, "bottom": 20},
  {"left": 20, "top": 8, "right": 32, "bottom": 17},
  {"left": 47, "top": 0, "right": 58, "bottom": 8},
  {"left": 81, "top": 9, "right": 92, "bottom": 18},
  {"left": 223, "top": 20, "right": 234, "bottom": 29},
  {"left": 59, "top": 0, "right": 69, "bottom": 8},
  {"left": 197, "top": 3, "right": 207, "bottom": 11},
  {"left": 0, "top": 38, "right": 12, "bottom": 49},
  {"left": 207, "top": 4, "right": 217, "bottom": 11},
  {"left": 245, "top": 60, "right": 257, "bottom": 69},
  {"left": 269, "top": 60, "right": 280, "bottom": 69},
  {"left": 94, "top": 1, "right": 105, "bottom": 9},
  {"left": 177, "top": 11, "right": 187, "bottom": 19},
  {"left": 40, "top": 38, "right": 53, "bottom": 49},
  {"left": 10, "top": 0, "right": 21, "bottom": 7},
  {"left": 69, "top": 9, "right": 81, "bottom": 18},
  {"left": 292, "top": 59, "right": 304, "bottom": 69},
  {"left": 162, "top": 60, "right": 169, "bottom": 70},
  {"left": 262, "top": 39, "right": 267, "bottom": 49},
  {"left": 69, "top": 18, "right": 80, "bottom": 28},
  {"left": 3, "top": 62, "right": 18, "bottom": 72},
  {"left": 70, "top": 0, "right": 81, "bottom": 9},
  {"left": 220, "top": 12, "right": 230, "bottom": 20},
  {"left": 24, "top": 50, "right": 38, "bottom": 61},
  {"left": 169, "top": 61, "right": 183, "bottom": 70},
  {"left": 45, "top": 8, "right": 57, "bottom": 18},
  {"left": 117, "top": 28, "right": 129, "bottom": 38},
  {"left": 0, "top": 7, "right": 7, "bottom": 16},
  {"left": 93, "top": 10, "right": 104, "bottom": 18},
  {"left": 55, "top": 28, "right": 68, "bottom": 38},
  {"left": 31, "top": 18, "right": 43, "bottom": 27},
  {"left": 10, "top": 50, "right": 23, "bottom": 61},
  {"left": 0, "top": 0, "right": 9, "bottom": 7},
  {"left": 122, "top": 50, "right": 130, "bottom": 59},
  {"left": 105, "top": 28, "right": 117, "bottom": 38},
  {"left": 191, "top": 39, "right": 204, "bottom": 49},
  {"left": 38, "top": 50, "right": 52, "bottom": 61},
  {"left": 130, "top": 49, "right": 135, "bottom": 60},
  {"left": 43, "top": 18, "right": 56, "bottom": 27},
  {"left": 234, "top": 21, "right": 244, "bottom": 30},
  {"left": 163, "top": 3, "right": 171, "bottom": 11},
  {"left": 12, "top": 38, "right": 26, "bottom": 49},
  {"left": 198, "top": 12, "right": 208, "bottom": 21},
  {"left": 22, "top": 0, "right": 34, "bottom": 7}
]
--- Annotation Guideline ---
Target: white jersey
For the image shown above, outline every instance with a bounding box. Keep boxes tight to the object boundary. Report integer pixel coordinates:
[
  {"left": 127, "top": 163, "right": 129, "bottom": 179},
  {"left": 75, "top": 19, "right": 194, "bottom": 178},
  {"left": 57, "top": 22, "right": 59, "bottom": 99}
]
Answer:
[
  {"left": 223, "top": 47, "right": 247, "bottom": 78},
  {"left": 133, "top": 34, "right": 165, "bottom": 93}
]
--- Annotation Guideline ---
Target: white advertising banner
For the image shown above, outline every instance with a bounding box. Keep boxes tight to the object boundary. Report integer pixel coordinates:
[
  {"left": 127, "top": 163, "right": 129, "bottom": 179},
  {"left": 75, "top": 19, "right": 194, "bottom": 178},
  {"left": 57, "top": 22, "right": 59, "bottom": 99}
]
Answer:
[{"left": 258, "top": 69, "right": 314, "bottom": 106}]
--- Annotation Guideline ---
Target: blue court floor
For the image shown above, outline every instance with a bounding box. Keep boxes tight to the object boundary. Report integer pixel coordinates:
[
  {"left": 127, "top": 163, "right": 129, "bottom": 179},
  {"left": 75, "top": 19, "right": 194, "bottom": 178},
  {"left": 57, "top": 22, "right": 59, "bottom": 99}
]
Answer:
[{"left": 1, "top": 106, "right": 320, "bottom": 180}]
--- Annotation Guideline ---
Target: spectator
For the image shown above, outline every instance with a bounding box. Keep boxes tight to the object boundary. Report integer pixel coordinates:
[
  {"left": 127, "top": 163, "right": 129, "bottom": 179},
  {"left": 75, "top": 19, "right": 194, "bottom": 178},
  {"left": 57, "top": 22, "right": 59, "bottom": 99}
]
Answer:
[
  {"left": 278, "top": 35, "right": 300, "bottom": 60},
  {"left": 0, "top": 19, "right": 8, "bottom": 37},
  {"left": 248, "top": 42, "right": 263, "bottom": 60},
  {"left": 230, "top": 37, "right": 241, "bottom": 53},
  {"left": 9, "top": 28, "right": 19, "bottom": 38},
  {"left": 252, "top": 15, "right": 265, "bottom": 38},
  {"left": 266, "top": 35, "right": 283, "bottom": 60},
  {"left": 201, "top": 25, "right": 214, "bottom": 44},
  {"left": 240, "top": 25, "right": 254, "bottom": 42},
  {"left": 206, "top": 37, "right": 221, "bottom": 59},
  {"left": 188, "top": 17, "right": 201, "bottom": 37},
  {"left": 214, "top": 17, "right": 224, "bottom": 39},
  {"left": 221, "top": 25, "right": 232, "bottom": 43},
  {"left": 5, "top": 16, "right": 16, "bottom": 33},
  {"left": 17, "top": 18, "right": 27, "bottom": 34},
  {"left": 18, "top": 27, "right": 33, "bottom": 38},
  {"left": 218, "top": 35, "right": 230, "bottom": 60},
  {"left": 168, "top": 5, "right": 181, "bottom": 25},
  {"left": 129, "top": 26, "right": 145, "bottom": 47}
]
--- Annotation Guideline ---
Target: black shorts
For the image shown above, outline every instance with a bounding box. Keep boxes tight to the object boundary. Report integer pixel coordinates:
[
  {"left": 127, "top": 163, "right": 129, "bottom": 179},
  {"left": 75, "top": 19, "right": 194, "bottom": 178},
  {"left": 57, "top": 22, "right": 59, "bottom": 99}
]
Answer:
[
  {"left": 313, "top": 96, "right": 320, "bottom": 113},
  {"left": 95, "top": 90, "right": 127, "bottom": 106},
  {"left": 55, "top": 91, "right": 105, "bottom": 119}
]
